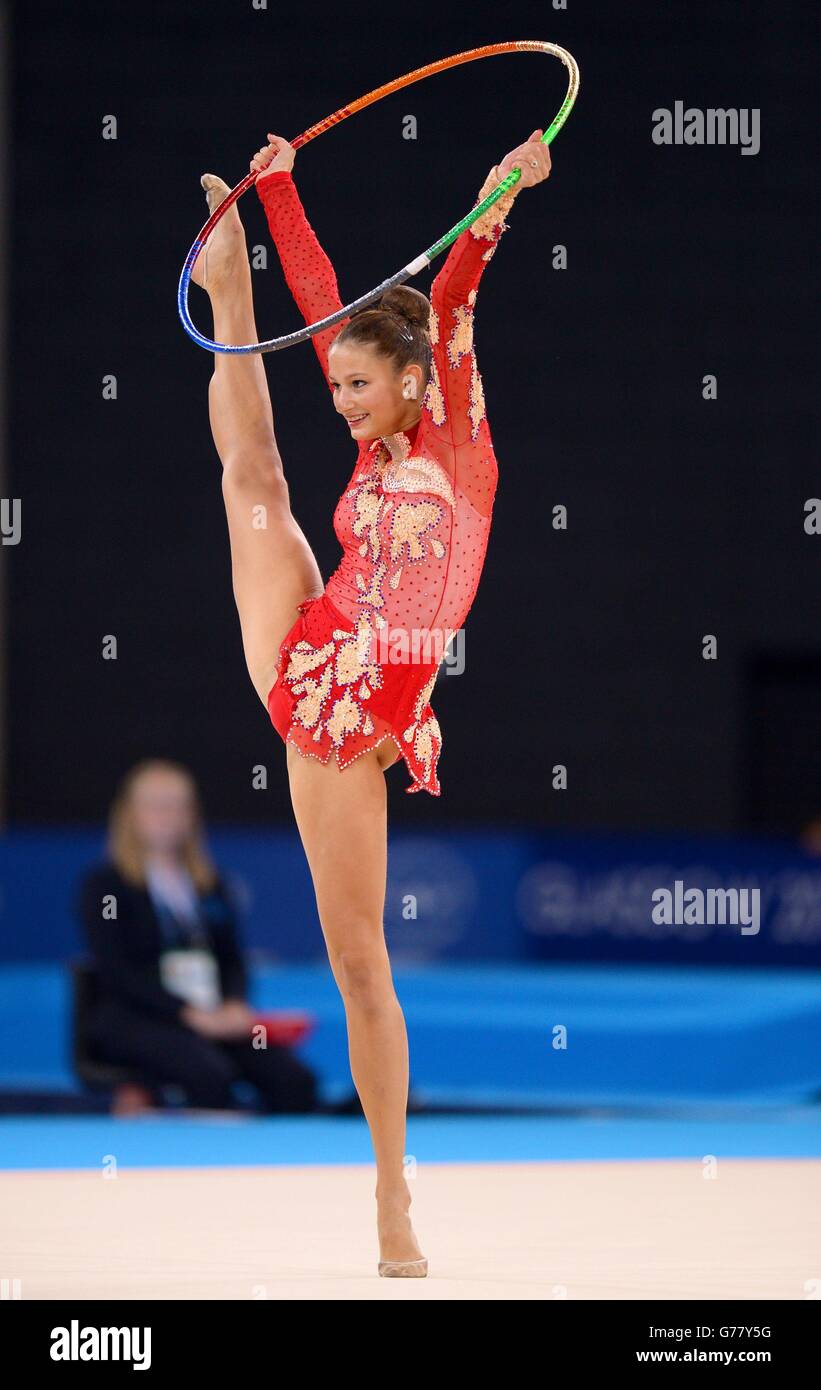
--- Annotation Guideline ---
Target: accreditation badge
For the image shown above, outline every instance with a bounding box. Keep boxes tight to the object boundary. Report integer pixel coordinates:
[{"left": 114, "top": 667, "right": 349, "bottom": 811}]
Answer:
[{"left": 159, "top": 948, "right": 221, "bottom": 1010}]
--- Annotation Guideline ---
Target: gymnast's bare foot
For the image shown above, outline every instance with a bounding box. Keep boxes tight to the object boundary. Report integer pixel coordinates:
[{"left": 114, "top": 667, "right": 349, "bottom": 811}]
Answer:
[
  {"left": 191, "top": 174, "right": 248, "bottom": 293},
  {"left": 376, "top": 1179, "right": 425, "bottom": 1266}
]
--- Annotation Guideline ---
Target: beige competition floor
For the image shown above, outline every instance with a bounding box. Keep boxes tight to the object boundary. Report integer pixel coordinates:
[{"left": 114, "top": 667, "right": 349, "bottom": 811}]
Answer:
[{"left": 1, "top": 1158, "right": 818, "bottom": 1300}]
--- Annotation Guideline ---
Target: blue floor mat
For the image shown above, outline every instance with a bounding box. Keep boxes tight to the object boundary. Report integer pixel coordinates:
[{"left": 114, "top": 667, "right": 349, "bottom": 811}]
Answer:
[{"left": 1, "top": 1110, "right": 819, "bottom": 1172}]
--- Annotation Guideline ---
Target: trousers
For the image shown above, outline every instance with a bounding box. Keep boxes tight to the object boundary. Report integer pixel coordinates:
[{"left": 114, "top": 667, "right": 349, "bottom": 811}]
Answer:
[{"left": 90, "top": 1002, "right": 318, "bottom": 1113}]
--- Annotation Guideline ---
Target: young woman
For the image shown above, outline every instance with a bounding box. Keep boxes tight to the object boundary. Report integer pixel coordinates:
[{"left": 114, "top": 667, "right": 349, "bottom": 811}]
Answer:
[
  {"left": 79, "top": 760, "right": 317, "bottom": 1113},
  {"left": 191, "top": 130, "right": 551, "bottom": 1275}
]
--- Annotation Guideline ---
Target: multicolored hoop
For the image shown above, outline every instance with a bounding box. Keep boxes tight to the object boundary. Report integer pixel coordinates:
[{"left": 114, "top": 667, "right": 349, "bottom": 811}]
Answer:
[{"left": 178, "top": 39, "right": 580, "bottom": 355}]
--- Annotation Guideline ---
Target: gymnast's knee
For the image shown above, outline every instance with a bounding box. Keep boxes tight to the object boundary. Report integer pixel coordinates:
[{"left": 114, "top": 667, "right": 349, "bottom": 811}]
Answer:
[
  {"left": 221, "top": 443, "right": 288, "bottom": 493},
  {"left": 333, "top": 943, "right": 395, "bottom": 1013}
]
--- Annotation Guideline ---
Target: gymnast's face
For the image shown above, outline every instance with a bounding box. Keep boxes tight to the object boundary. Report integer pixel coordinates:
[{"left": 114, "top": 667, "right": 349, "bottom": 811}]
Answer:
[{"left": 328, "top": 341, "right": 423, "bottom": 442}]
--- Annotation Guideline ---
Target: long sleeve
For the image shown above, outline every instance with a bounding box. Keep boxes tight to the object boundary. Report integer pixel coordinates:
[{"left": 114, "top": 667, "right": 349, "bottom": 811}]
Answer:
[
  {"left": 209, "top": 879, "right": 248, "bottom": 1003},
  {"left": 256, "top": 170, "right": 345, "bottom": 388},
  {"left": 428, "top": 167, "right": 521, "bottom": 450},
  {"left": 78, "top": 866, "right": 187, "bottom": 1023}
]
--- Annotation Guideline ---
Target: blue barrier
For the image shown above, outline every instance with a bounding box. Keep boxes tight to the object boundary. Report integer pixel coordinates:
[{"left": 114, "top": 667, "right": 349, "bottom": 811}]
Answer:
[{"left": 0, "top": 827, "right": 820, "bottom": 966}]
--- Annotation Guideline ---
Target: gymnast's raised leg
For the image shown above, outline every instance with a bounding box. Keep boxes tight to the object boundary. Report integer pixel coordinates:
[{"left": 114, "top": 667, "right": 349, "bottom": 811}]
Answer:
[{"left": 192, "top": 175, "right": 325, "bottom": 703}]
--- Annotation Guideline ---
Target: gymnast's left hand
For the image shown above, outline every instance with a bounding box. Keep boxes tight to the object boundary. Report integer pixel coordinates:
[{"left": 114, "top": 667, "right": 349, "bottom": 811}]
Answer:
[
  {"left": 496, "top": 129, "right": 552, "bottom": 189},
  {"left": 250, "top": 133, "right": 296, "bottom": 182}
]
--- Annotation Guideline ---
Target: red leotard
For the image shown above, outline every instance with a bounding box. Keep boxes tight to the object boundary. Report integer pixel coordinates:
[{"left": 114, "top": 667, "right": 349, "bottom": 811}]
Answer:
[{"left": 258, "top": 167, "right": 520, "bottom": 795}]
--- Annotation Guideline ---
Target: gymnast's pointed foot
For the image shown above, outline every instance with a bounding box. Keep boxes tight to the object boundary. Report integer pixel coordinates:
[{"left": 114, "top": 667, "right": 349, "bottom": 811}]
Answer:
[
  {"left": 191, "top": 174, "right": 248, "bottom": 293},
  {"left": 376, "top": 1182, "right": 427, "bottom": 1276}
]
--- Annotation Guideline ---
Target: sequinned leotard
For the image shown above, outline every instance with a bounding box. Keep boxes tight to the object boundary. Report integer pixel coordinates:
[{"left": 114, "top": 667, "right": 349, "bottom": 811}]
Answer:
[{"left": 259, "top": 167, "right": 520, "bottom": 794}]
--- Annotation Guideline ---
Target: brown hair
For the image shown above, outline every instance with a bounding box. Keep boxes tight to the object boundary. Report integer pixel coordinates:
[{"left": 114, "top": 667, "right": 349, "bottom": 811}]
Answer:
[
  {"left": 336, "top": 284, "right": 432, "bottom": 391},
  {"left": 107, "top": 759, "right": 217, "bottom": 892}
]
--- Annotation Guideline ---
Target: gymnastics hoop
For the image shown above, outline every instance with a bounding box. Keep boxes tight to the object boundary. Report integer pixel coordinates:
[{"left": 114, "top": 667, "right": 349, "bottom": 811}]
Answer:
[{"left": 178, "top": 39, "right": 580, "bottom": 355}]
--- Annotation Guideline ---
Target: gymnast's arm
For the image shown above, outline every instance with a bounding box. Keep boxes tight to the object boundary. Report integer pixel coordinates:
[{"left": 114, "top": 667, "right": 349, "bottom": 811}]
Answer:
[
  {"left": 425, "top": 166, "right": 521, "bottom": 518},
  {"left": 253, "top": 137, "right": 346, "bottom": 390},
  {"left": 428, "top": 134, "right": 551, "bottom": 508},
  {"left": 430, "top": 129, "right": 551, "bottom": 344},
  {"left": 429, "top": 164, "right": 521, "bottom": 420}
]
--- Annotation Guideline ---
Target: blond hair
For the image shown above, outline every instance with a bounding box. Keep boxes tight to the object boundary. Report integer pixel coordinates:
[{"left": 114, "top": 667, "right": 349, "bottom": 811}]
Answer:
[{"left": 107, "top": 759, "right": 217, "bottom": 892}]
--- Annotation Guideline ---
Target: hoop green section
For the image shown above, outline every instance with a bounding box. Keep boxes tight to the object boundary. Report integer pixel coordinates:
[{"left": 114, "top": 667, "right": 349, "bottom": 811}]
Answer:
[{"left": 421, "top": 45, "right": 578, "bottom": 264}]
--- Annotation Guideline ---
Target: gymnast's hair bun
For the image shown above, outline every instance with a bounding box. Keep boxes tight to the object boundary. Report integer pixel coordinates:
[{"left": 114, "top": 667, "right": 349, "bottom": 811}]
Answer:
[
  {"left": 376, "top": 285, "right": 431, "bottom": 333},
  {"left": 350, "top": 284, "right": 431, "bottom": 335}
]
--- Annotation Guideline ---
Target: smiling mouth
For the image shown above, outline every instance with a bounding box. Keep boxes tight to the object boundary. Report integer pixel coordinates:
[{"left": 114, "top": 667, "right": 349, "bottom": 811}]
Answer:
[{"left": 346, "top": 414, "right": 369, "bottom": 425}]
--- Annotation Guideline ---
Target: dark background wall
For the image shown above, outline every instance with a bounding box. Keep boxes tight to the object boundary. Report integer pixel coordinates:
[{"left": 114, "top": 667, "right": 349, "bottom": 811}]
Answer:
[{"left": 5, "top": 0, "right": 817, "bottom": 832}]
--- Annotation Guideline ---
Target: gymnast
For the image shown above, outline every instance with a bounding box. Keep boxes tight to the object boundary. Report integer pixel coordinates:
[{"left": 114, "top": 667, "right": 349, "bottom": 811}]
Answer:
[{"left": 191, "top": 129, "right": 551, "bottom": 1275}]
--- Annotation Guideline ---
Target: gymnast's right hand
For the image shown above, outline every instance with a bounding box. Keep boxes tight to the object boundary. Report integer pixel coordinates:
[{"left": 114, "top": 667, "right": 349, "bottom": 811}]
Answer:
[{"left": 250, "top": 133, "right": 296, "bottom": 182}]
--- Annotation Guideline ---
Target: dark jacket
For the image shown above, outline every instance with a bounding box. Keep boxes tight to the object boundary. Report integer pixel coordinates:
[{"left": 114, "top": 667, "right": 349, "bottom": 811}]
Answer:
[{"left": 77, "top": 860, "right": 248, "bottom": 1024}]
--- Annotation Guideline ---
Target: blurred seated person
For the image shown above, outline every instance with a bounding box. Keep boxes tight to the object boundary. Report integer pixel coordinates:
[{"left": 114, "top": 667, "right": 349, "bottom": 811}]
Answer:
[{"left": 77, "top": 758, "right": 317, "bottom": 1113}]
